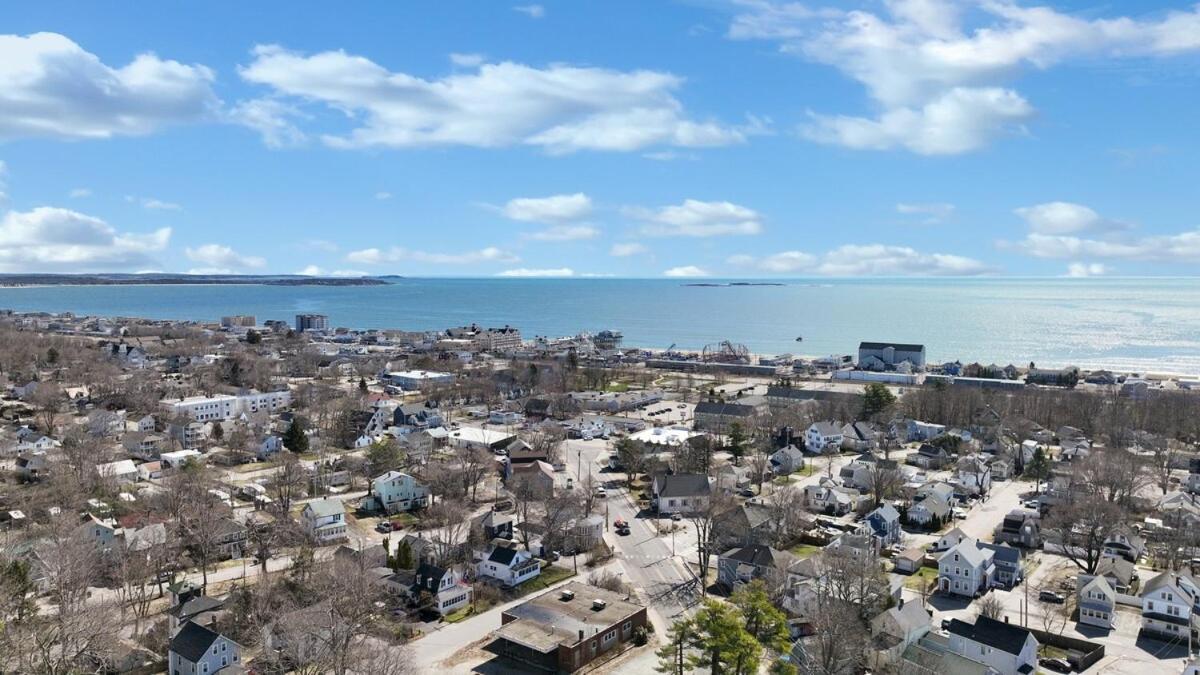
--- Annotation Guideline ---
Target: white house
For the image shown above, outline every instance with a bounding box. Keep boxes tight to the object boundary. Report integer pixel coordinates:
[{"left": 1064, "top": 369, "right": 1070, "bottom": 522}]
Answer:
[
  {"left": 945, "top": 616, "right": 1038, "bottom": 675},
  {"left": 96, "top": 459, "right": 138, "bottom": 483},
  {"left": 364, "top": 471, "right": 430, "bottom": 514},
  {"left": 168, "top": 621, "right": 241, "bottom": 675},
  {"left": 413, "top": 562, "right": 473, "bottom": 616},
  {"left": 1078, "top": 575, "right": 1116, "bottom": 629},
  {"left": 956, "top": 455, "right": 993, "bottom": 495},
  {"left": 651, "top": 473, "right": 712, "bottom": 515},
  {"left": 300, "top": 498, "right": 348, "bottom": 544},
  {"left": 475, "top": 538, "right": 541, "bottom": 587},
  {"left": 805, "top": 421, "right": 844, "bottom": 453},
  {"left": 1140, "top": 570, "right": 1200, "bottom": 643},
  {"left": 938, "top": 538, "right": 996, "bottom": 598}
]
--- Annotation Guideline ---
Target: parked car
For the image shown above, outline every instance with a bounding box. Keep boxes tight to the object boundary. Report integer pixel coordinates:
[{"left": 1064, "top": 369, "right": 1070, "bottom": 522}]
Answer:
[
  {"left": 375, "top": 521, "right": 392, "bottom": 534},
  {"left": 670, "top": 513, "right": 683, "bottom": 521},
  {"left": 617, "top": 526, "right": 631, "bottom": 536},
  {"left": 595, "top": 487, "right": 607, "bottom": 498},
  {"left": 1039, "top": 590, "right": 1066, "bottom": 604},
  {"left": 1039, "top": 657, "right": 1072, "bottom": 673},
  {"left": 737, "top": 488, "right": 755, "bottom": 498}
]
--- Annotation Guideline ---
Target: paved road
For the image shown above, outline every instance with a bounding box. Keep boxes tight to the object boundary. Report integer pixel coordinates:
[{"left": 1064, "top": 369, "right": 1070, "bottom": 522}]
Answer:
[{"left": 564, "top": 439, "right": 698, "bottom": 629}]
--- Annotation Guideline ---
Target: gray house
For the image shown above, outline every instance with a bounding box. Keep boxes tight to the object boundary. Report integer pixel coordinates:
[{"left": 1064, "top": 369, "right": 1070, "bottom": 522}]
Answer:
[
  {"left": 168, "top": 620, "right": 241, "bottom": 675},
  {"left": 858, "top": 341, "right": 926, "bottom": 371}
]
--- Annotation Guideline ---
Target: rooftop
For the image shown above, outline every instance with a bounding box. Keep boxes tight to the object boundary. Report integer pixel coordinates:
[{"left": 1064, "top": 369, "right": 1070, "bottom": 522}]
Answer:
[{"left": 495, "top": 581, "right": 644, "bottom": 653}]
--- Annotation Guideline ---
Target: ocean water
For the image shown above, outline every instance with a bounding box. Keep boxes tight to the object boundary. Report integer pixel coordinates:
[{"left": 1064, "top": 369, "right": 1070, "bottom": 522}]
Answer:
[{"left": 2, "top": 277, "right": 1200, "bottom": 375}]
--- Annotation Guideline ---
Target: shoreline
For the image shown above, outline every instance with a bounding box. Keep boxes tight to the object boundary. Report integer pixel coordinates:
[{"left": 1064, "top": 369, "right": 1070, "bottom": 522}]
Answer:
[{"left": 4, "top": 306, "right": 1198, "bottom": 380}]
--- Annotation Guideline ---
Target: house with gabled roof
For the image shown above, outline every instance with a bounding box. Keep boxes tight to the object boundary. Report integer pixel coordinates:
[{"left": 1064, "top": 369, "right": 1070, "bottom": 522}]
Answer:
[
  {"left": 651, "top": 473, "right": 711, "bottom": 515},
  {"left": 476, "top": 538, "right": 541, "bottom": 588},
  {"left": 1078, "top": 575, "right": 1116, "bottom": 629},
  {"left": 945, "top": 616, "right": 1037, "bottom": 675},
  {"left": 938, "top": 538, "right": 996, "bottom": 598},
  {"left": 168, "top": 620, "right": 241, "bottom": 675}
]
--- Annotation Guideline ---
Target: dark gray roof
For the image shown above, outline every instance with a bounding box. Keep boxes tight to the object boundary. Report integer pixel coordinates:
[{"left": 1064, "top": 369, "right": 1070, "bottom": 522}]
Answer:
[
  {"left": 722, "top": 544, "right": 793, "bottom": 568},
  {"left": 695, "top": 401, "right": 757, "bottom": 417},
  {"left": 488, "top": 545, "right": 519, "bottom": 566},
  {"left": 979, "top": 542, "right": 1021, "bottom": 565},
  {"left": 169, "top": 595, "right": 224, "bottom": 620},
  {"left": 170, "top": 620, "right": 222, "bottom": 663},
  {"left": 946, "top": 616, "right": 1031, "bottom": 656},
  {"left": 655, "top": 473, "right": 711, "bottom": 498},
  {"left": 859, "top": 341, "right": 925, "bottom": 353}
]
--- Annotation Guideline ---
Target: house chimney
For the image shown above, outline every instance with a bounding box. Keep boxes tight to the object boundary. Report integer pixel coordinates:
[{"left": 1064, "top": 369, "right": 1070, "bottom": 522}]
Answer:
[
  {"left": 578, "top": 629, "right": 585, "bottom": 641},
  {"left": 898, "top": 598, "right": 904, "bottom": 609},
  {"left": 1004, "top": 616, "right": 1009, "bottom": 623}
]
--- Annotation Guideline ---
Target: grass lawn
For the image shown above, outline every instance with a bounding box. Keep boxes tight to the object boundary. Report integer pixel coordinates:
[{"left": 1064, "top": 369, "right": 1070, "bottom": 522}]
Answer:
[
  {"left": 789, "top": 544, "right": 822, "bottom": 559},
  {"left": 389, "top": 512, "right": 419, "bottom": 527},
  {"left": 1039, "top": 645, "right": 1069, "bottom": 659},
  {"left": 904, "top": 566, "right": 939, "bottom": 591},
  {"left": 521, "top": 564, "right": 576, "bottom": 592},
  {"left": 604, "top": 382, "right": 631, "bottom": 392},
  {"left": 443, "top": 605, "right": 476, "bottom": 623}
]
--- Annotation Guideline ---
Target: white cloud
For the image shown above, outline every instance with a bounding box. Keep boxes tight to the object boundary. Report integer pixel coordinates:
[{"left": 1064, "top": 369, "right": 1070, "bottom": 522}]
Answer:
[
  {"left": 525, "top": 224, "right": 599, "bottom": 242},
  {"left": 0, "top": 206, "right": 170, "bottom": 271},
  {"left": 896, "top": 201, "right": 955, "bottom": 223},
  {"left": 237, "top": 46, "right": 743, "bottom": 154},
  {"left": 1007, "top": 201, "right": 1200, "bottom": 262},
  {"left": 184, "top": 243, "right": 266, "bottom": 270},
  {"left": 1013, "top": 231, "right": 1200, "bottom": 261},
  {"left": 513, "top": 4, "right": 545, "bottom": 18},
  {"left": 761, "top": 250, "right": 818, "bottom": 272},
  {"left": 1065, "top": 262, "right": 1110, "bottom": 278},
  {"left": 630, "top": 199, "right": 763, "bottom": 237},
  {"left": 730, "top": 1, "right": 1200, "bottom": 154},
  {"left": 69, "top": 188, "right": 92, "bottom": 199},
  {"left": 803, "top": 87, "right": 1033, "bottom": 155},
  {"left": 345, "top": 246, "right": 519, "bottom": 265},
  {"left": 610, "top": 242, "right": 649, "bottom": 257},
  {"left": 141, "top": 197, "right": 181, "bottom": 211},
  {"left": 295, "top": 265, "right": 366, "bottom": 277},
  {"left": 664, "top": 265, "right": 710, "bottom": 277},
  {"left": 0, "top": 32, "right": 218, "bottom": 141},
  {"left": 0, "top": 161, "right": 7, "bottom": 202},
  {"left": 228, "top": 97, "right": 307, "bottom": 148},
  {"left": 1013, "top": 201, "right": 1127, "bottom": 235},
  {"left": 502, "top": 193, "right": 593, "bottom": 223},
  {"left": 450, "top": 52, "right": 486, "bottom": 67},
  {"left": 497, "top": 267, "right": 575, "bottom": 277},
  {"left": 816, "top": 244, "right": 992, "bottom": 276},
  {"left": 375, "top": 191, "right": 392, "bottom": 200}
]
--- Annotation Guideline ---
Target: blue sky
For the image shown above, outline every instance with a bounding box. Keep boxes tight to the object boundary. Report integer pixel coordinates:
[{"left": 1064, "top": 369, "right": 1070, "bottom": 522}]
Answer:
[{"left": 0, "top": 0, "right": 1198, "bottom": 278}]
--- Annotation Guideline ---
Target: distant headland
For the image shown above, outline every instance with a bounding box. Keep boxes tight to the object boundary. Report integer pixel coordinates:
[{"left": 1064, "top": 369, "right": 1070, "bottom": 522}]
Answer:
[{"left": 0, "top": 274, "right": 392, "bottom": 287}]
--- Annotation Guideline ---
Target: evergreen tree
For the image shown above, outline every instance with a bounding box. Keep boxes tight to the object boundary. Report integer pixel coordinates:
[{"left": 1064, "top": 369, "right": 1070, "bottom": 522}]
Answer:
[
  {"left": 728, "top": 422, "right": 747, "bottom": 463},
  {"left": 656, "top": 617, "right": 694, "bottom": 675},
  {"left": 282, "top": 416, "right": 309, "bottom": 454},
  {"left": 45, "top": 347, "right": 59, "bottom": 365},
  {"left": 730, "top": 580, "right": 790, "bottom": 653},
  {"left": 358, "top": 377, "right": 368, "bottom": 395},
  {"left": 686, "top": 600, "right": 762, "bottom": 674},
  {"left": 394, "top": 539, "right": 414, "bottom": 570},
  {"left": 1026, "top": 446, "right": 1050, "bottom": 494},
  {"left": 861, "top": 382, "right": 897, "bottom": 417}
]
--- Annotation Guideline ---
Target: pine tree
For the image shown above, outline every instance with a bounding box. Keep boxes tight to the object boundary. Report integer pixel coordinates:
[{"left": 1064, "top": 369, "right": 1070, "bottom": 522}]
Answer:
[
  {"left": 394, "top": 539, "right": 414, "bottom": 570},
  {"left": 282, "top": 416, "right": 309, "bottom": 454},
  {"left": 655, "top": 617, "right": 694, "bottom": 675}
]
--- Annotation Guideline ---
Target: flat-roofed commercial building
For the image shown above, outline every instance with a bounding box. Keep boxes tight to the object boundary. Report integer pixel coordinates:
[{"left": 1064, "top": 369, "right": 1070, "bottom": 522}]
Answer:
[{"left": 490, "top": 582, "right": 647, "bottom": 672}]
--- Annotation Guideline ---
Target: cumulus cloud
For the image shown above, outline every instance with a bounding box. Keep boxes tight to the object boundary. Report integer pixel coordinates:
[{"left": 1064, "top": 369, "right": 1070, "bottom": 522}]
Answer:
[
  {"left": 345, "top": 246, "right": 518, "bottom": 265},
  {"left": 236, "top": 46, "right": 743, "bottom": 154},
  {"left": 184, "top": 243, "right": 266, "bottom": 271},
  {"left": 0, "top": 206, "right": 170, "bottom": 271},
  {"left": 1007, "top": 201, "right": 1200, "bottom": 262},
  {"left": 0, "top": 32, "right": 218, "bottom": 141},
  {"left": 629, "top": 199, "right": 763, "bottom": 237},
  {"left": 729, "top": 1, "right": 1200, "bottom": 154},
  {"left": 524, "top": 225, "right": 599, "bottom": 242},
  {"left": 1065, "top": 262, "right": 1110, "bottom": 278},
  {"left": 1013, "top": 201, "right": 1127, "bottom": 235},
  {"left": 730, "top": 244, "right": 987, "bottom": 275},
  {"left": 295, "top": 265, "right": 367, "bottom": 277},
  {"left": 816, "top": 244, "right": 992, "bottom": 276},
  {"left": 497, "top": 267, "right": 575, "bottom": 277},
  {"left": 896, "top": 201, "right": 955, "bottom": 223},
  {"left": 513, "top": 4, "right": 545, "bottom": 18},
  {"left": 664, "top": 265, "right": 710, "bottom": 277},
  {"left": 502, "top": 193, "right": 593, "bottom": 223},
  {"left": 450, "top": 52, "right": 486, "bottom": 67},
  {"left": 227, "top": 97, "right": 308, "bottom": 148},
  {"left": 140, "top": 198, "right": 182, "bottom": 211},
  {"left": 610, "top": 242, "right": 649, "bottom": 257}
]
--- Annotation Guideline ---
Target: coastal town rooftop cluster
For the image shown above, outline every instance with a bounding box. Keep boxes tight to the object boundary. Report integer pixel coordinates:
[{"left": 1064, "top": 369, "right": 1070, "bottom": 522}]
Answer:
[{"left": 1, "top": 307, "right": 1199, "bottom": 674}]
